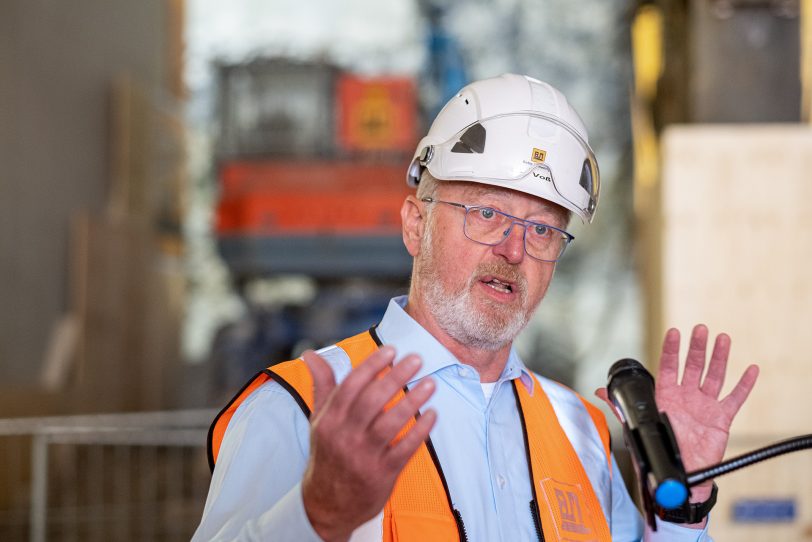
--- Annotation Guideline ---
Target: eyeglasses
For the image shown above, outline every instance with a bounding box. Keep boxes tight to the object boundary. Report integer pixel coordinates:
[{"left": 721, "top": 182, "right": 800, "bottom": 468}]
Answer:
[{"left": 421, "top": 197, "right": 574, "bottom": 262}]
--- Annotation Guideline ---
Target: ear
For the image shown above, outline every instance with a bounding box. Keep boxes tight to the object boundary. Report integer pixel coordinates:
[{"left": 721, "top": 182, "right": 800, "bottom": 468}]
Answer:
[{"left": 401, "top": 195, "right": 425, "bottom": 257}]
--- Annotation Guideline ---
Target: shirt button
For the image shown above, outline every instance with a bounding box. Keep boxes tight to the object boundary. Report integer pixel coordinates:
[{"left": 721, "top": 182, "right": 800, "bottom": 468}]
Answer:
[
  {"left": 457, "top": 367, "right": 468, "bottom": 377},
  {"left": 497, "top": 475, "right": 506, "bottom": 489}
]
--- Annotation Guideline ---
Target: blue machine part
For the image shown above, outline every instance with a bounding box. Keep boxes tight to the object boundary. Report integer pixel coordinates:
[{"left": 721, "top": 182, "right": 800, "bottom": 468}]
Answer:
[{"left": 424, "top": 5, "right": 468, "bottom": 119}]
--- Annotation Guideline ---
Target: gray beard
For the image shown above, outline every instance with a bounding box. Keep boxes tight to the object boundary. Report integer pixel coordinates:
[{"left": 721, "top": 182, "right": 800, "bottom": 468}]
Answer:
[{"left": 416, "top": 227, "right": 533, "bottom": 351}]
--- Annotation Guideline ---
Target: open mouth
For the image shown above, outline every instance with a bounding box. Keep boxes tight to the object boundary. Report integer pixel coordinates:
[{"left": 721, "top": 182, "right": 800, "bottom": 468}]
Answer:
[{"left": 481, "top": 276, "right": 514, "bottom": 294}]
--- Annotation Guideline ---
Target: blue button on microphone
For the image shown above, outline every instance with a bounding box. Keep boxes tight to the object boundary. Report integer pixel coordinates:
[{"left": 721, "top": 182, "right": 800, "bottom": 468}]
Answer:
[{"left": 655, "top": 479, "right": 689, "bottom": 509}]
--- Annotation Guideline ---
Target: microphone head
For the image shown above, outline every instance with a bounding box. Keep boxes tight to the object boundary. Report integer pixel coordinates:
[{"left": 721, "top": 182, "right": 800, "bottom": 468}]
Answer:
[{"left": 608, "top": 358, "right": 653, "bottom": 382}]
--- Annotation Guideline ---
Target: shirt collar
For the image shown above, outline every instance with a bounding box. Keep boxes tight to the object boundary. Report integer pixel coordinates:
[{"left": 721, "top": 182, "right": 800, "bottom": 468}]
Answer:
[{"left": 376, "top": 296, "right": 534, "bottom": 393}]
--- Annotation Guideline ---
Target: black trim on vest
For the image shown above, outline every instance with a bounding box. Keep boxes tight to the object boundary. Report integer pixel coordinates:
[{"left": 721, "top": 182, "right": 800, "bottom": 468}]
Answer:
[
  {"left": 529, "top": 500, "right": 544, "bottom": 542},
  {"left": 264, "top": 368, "right": 312, "bottom": 419},
  {"left": 423, "top": 433, "right": 453, "bottom": 513},
  {"left": 512, "top": 380, "right": 546, "bottom": 542},
  {"left": 377, "top": 324, "right": 465, "bottom": 540},
  {"left": 211, "top": 329, "right": 379, "bottom": 472},
  {"left": 206, "top": 363, "right": 315, "bottom": 473},
  {"left": 368, "top": 325, "right": 383, "bottom": 346},
  {"left": 207, "top": 369, "right": 268, "bottom": 473},
  {"left": 452, "top": 508, "right": 469, "bottom": 542},
  {"left": 424, "top": 433, "right": 468, "bottom": 542}
]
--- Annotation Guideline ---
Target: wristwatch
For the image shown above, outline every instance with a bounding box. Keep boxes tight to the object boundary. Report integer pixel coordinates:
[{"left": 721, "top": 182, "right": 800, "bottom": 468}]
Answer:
[{"left": 656, "top": 483, "right": 718, "bottom": 524}]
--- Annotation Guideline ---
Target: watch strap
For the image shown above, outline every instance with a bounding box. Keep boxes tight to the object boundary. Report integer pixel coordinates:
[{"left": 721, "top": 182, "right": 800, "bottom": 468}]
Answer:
[{"left": 656, "top": 483, "right": 718, "bottom": 524}]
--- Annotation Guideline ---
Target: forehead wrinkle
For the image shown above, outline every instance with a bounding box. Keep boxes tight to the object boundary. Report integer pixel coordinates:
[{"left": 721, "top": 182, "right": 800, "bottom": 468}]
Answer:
[{"left": 455, "top": 182, "right": 506, "bottom": 200}]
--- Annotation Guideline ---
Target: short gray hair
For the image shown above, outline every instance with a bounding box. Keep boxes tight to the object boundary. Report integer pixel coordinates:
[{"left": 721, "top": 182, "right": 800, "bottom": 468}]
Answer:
[{"left": 415, "top": 169, "right": 440, "bottom": 201}]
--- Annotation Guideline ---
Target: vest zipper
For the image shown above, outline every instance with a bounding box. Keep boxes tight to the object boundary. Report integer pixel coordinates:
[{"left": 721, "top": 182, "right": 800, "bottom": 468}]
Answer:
[
  {"left": 529, "top": 499, "right": 545, "bottom": 542},
  {"left": 452, "top": 508, "right": 469, "bottom": 542}
]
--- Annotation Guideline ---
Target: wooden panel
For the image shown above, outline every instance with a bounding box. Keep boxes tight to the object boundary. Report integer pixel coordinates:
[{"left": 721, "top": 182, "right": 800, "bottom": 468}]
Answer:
[
  {"left": 656, "top": 125, "right": 812, "bottom": 539},
  {"left": 71, "top": 213, "right": 180, "bottom": 412}
]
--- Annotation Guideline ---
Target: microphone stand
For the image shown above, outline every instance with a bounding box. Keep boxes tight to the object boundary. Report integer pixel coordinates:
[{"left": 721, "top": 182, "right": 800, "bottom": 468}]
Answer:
[
  {"left": 686, "top": 434, "right": 812, "bottom": 486},
  {"left": 639, "top": 433, "right": 812, "bottom": 530}
]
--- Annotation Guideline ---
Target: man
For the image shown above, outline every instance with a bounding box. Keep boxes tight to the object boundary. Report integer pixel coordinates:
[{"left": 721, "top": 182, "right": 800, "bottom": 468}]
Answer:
[{"left": 194, "top": 74, "right": 759, "bottom": 541}]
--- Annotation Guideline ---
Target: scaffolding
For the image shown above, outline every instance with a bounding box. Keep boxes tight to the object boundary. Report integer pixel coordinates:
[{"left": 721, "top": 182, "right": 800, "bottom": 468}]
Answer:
[{"left": 0, "top": 410, "right": 215, "bottom": 542}]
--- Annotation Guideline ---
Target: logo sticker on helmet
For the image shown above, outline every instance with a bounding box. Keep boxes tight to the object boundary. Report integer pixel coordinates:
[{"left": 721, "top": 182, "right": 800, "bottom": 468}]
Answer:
[{"left": 531, "top": 148, "right": 547, "bottom": 163}]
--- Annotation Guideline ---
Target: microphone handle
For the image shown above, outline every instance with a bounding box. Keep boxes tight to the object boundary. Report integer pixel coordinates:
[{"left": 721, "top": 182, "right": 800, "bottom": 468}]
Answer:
[{"left": 633, "top": 414, "right": 689, "bottom": 508}]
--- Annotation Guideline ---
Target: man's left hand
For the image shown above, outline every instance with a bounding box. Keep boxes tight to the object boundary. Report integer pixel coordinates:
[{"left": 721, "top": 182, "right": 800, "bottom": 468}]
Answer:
[
  {"left": 597, "top": 324, "right": 759, "bottom": 512},
  {"left": 651, "top": 325, "right": 759, "bottom": 483}
]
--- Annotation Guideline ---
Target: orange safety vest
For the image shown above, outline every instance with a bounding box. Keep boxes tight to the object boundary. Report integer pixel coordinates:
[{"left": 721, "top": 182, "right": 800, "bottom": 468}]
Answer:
[{"left": 208, "top": 329, "right": 613, "bottom": 541}]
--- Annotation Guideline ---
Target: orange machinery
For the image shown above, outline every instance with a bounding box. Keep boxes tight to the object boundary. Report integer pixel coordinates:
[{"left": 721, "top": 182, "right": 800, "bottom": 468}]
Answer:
[{"left": 214, "top": 61, "right": 419, "bottom": 281}]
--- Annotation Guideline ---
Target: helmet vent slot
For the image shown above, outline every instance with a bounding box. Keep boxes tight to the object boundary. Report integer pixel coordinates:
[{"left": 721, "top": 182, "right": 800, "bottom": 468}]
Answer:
[
  {"left": 450, "top": 123, "right": 486, "bottom": 154},
  {"left": 579, "top": 159, "right": 592, "bottom": 192}
]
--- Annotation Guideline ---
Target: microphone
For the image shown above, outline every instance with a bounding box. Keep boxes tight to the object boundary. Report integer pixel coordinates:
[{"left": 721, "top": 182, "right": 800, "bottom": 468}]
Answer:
[{"left": 607, "top": 359, "right": 689, "bottom": 519}]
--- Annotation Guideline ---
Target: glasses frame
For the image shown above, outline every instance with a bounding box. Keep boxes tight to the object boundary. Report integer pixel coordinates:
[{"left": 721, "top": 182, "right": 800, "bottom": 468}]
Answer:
[{"left": 420, "top": 197, "right": 575, "bottom": 262}]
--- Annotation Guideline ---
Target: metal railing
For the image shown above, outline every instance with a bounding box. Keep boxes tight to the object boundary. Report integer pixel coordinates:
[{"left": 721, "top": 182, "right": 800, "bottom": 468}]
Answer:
[{"left": 0, "top": 410, "right": 216, "bottom": 542}]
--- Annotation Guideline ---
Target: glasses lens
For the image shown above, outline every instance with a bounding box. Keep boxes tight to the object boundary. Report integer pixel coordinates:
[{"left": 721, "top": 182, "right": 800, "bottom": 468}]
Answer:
[
  {"left": 463, "top": 207, "right": 511, "bottom": 245},
  {"left": 525, "top": 225, "right": 568, "bottom": 261},
  {"left": 464, "top": 207, "right": 569, "bottom": 262}
]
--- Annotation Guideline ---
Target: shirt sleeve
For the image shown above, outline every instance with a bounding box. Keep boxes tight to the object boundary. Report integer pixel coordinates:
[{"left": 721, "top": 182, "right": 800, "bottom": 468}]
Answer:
[
  {"left": 191, "top": 382, "right": 323, "bottom": 542},
  {"left": 607, "top": 455, "right": 714, "bottom": 542},
  {"left": 645, "top": 516, "right": 713, "bottom": 542}
]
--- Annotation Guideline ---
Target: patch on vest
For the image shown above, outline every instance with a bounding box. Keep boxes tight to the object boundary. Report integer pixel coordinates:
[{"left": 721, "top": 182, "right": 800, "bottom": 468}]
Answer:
[{"left": 539, "top": 479, "right": 598, "bottom": 541}]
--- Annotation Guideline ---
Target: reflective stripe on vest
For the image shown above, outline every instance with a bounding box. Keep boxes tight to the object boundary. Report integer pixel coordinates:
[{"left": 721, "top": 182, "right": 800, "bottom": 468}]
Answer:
[{"left": 207, "top": 329, "right": 612, "bottom": 541}]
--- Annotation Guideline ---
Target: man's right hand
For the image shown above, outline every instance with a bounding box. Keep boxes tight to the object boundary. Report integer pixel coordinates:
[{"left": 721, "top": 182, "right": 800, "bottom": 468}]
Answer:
[{"left": 301, "top": 346, "right": 437, "bottom": 542}]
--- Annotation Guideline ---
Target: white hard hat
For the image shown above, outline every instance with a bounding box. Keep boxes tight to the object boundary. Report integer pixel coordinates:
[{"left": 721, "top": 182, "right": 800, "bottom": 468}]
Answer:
[{"left": 407, "top": 74, "right": 599, "bottom": 223}]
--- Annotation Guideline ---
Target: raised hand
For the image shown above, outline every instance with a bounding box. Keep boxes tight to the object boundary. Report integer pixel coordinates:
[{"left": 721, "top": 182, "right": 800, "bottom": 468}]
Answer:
[
  {"left": 596, "top": 324, "right": 759, "bottom": 507},
  {"left": 301, "top": 346, "right": 436, "bottom": 542},
  {"left": 653, "top": 325, "right": 759, "bottom": 491}
]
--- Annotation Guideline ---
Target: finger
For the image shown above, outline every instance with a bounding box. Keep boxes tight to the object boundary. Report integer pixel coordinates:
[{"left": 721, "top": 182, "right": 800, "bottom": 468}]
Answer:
[
  {"left": 720, "top": 364, "right": 759, "bottom": 419},
  {"left": 385, "top": 408, "right": 437, "bottom": 470},
  {"left": 657, "top": 328, "right": 681, "bottom": 391},
  {"left": 700, "top": 333, "right": 730, "bottom": 398},
  {"left": 594, "top": 388, "right": 623, "bottom": 423},
  {"left": 330, "top": 346, "right": 397, "bottom": 413},
  {"left": 681, "top": 324, "right": 708, "bottom": 388},
  {"left": 347, "top": 355, "right": 423, "bottom": 429},
  {"left": 368, "top": 378, "right": 435, "bottom": 447},
  {"left": 302, "top": 350, "right": 336, "bottom": 415}
]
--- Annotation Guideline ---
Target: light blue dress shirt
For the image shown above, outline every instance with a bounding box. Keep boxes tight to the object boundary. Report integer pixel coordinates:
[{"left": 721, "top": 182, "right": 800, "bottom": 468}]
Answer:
[{"left": 194, "top": 296, "right": 712, "bottom": 541}]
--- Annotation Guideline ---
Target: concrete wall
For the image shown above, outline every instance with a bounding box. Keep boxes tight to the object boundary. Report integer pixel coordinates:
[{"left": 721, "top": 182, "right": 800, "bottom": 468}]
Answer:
[{"left": 0, "top": 1, "right": 168, "bottom": 387}]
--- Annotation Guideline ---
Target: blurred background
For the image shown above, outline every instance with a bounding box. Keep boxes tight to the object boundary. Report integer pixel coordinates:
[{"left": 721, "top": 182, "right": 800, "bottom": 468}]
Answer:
[{"left": 1, "top": 0, "right": 810, "bottom": 540}]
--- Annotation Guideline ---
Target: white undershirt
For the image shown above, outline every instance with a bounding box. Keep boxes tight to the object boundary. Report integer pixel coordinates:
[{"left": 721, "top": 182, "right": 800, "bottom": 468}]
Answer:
[{"left": 480, "top": 382, "right": 497, "bottom": 403}]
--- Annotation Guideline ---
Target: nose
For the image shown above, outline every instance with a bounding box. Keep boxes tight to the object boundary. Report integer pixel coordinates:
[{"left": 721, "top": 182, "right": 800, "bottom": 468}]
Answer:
[{"left": 492, "top": 221, "right": 526, "bottom": 264}]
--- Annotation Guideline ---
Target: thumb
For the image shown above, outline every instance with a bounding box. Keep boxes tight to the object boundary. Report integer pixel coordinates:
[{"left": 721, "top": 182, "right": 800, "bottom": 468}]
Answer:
[
  {"left": 594, "top": 387, "right": 622, "bottom": 423},
  {"left": 303, "top": 350, "right": 336, "bottom": 415}
]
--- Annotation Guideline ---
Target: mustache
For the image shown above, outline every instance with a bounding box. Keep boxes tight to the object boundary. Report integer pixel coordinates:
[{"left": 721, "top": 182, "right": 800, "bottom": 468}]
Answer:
[{"left": 472, "top": 262, "right": 528, "bottom": 297}]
